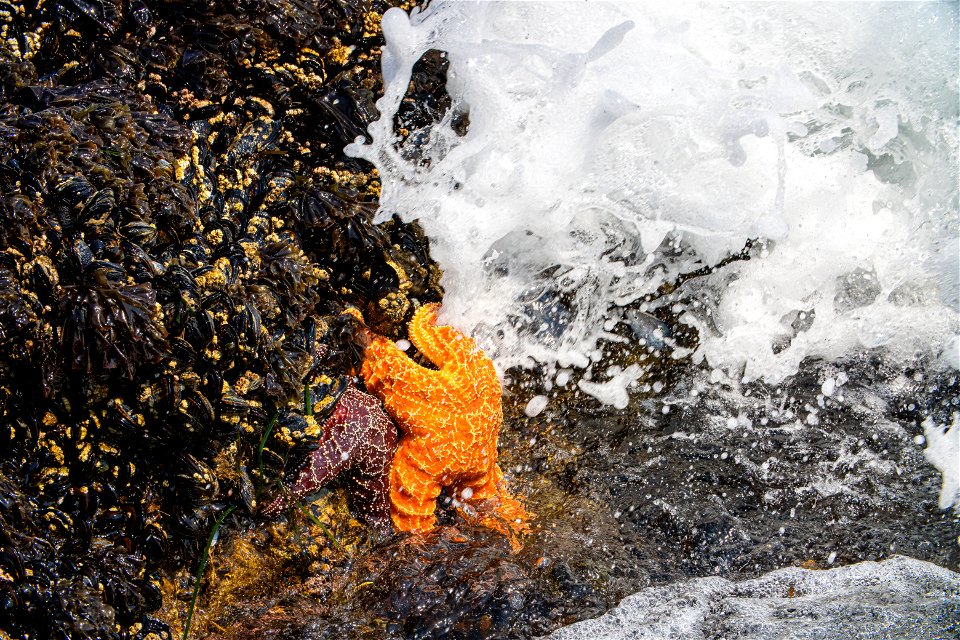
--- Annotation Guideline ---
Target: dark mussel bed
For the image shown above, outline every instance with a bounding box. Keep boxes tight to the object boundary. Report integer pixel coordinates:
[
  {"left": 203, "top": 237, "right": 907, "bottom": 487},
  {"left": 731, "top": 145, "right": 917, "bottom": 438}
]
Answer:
[{"left": 0, "top": 1, "right": 445, "bottom": 637}]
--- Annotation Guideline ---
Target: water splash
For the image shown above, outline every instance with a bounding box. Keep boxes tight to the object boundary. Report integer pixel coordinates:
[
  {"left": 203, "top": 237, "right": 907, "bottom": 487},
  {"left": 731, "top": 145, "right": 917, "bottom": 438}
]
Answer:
[
  {"left": 923, "top": 412, "right": 960, "bottom": 510},
  {"left": 349, "top": 1, "right": 958, "bottom": 389}
]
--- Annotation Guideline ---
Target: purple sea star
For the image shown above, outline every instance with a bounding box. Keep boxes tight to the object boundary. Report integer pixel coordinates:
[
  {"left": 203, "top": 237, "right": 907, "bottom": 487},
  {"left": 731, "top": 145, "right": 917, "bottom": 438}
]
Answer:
[{"left": 261, "top": 385, "right": 398, "bottom": 534}]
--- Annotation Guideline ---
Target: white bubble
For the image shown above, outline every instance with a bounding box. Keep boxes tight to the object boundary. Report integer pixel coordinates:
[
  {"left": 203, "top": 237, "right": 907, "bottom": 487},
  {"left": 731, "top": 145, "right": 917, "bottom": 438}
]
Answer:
[
  {"left": 524, "top": 395, "right": 549, "bottom": 418},
  {"left": 821, "top": 378, "right": 836, "bottom": 397}
]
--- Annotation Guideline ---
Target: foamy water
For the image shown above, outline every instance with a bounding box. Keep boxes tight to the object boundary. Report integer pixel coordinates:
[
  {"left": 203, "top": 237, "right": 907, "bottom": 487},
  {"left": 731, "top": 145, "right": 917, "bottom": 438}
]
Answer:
[{"left": 348, "top": 2, "right": 959, "bottom": 507}]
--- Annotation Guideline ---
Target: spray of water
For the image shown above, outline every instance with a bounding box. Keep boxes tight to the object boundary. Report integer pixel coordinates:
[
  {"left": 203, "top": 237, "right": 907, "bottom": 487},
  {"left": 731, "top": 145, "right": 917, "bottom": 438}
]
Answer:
[{"left": 349, "top": 1, "right": 957, "bottom": 396}]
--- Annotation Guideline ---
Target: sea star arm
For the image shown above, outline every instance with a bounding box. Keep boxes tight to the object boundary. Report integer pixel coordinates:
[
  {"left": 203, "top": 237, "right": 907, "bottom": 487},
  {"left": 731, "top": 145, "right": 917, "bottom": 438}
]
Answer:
[
  {"left": 261, "top": 386, "right": 397, "bottom": 535},
  {"left": 260, "top": 426, "right": 353, "bottom": 516},
  {"left": 407, "top": 302, "right": 476, "bottom": 370},
  {"left": 449, "top": 466, "right": 532, "bottom": 553},
  {"left": 454, "top": 464, "right": 532, "bottom": 536},
  {"left": 389, "top": 440, "right": 443, "bottom": 532},
  {"left": 361, "top": 333, "right": 452, "bottom": 424},
  {"left": 348, "top": 472, "right": 392, "bottom": 535}
]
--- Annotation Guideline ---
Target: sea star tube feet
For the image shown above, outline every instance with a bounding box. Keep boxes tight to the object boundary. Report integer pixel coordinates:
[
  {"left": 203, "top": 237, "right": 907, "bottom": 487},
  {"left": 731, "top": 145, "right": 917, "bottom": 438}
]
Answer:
[
  {"left": 358, "top": 303, "right": 532, "bottom": 544},
  {"left": 261, "top": 385, "right": 398, "bottom": 535}
]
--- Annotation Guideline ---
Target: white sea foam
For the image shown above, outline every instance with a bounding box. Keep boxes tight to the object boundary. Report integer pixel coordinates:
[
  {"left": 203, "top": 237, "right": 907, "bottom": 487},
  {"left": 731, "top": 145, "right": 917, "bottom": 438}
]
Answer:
[
  {"left": 923, "top": 412, "right": 960, "bottom": 511},
  {"left": 578, "top": 364, "right": 643, "bottom": 410},
  {"left": 347, "top": 2, "right": 959, "bottom": 495},
  {"left": 349, "top": 1, "right": 958, "bottom": 385}
]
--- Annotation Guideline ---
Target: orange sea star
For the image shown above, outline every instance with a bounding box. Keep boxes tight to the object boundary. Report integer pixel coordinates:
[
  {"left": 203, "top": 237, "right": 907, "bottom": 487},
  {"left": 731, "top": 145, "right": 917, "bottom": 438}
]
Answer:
[{"left": 355, "top": 303, "right": 531, "bottom": 541}]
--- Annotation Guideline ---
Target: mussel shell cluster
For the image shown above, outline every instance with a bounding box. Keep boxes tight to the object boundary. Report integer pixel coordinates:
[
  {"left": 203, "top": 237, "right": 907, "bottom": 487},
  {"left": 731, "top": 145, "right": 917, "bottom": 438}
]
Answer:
[{"left": 0, "top": 1, "right": 446, "bottom": 637}]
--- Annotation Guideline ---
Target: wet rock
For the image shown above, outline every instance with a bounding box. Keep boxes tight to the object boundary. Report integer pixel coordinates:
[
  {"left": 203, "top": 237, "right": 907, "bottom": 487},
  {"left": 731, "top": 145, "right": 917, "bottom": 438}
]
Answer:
[
  {"left": 548, "top": 556, "right": 960, "bottom": 640},
  {"left": 215, "top": 525, "right": 559, "bottom": 640}
]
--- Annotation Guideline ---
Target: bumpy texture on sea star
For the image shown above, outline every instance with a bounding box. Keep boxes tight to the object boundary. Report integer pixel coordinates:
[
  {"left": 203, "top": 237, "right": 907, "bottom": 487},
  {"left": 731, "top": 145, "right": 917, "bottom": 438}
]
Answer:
[
  {"left": 261, "top": 385, "right": 397, "bottom": 535},
  {"left": 357, "top": 303, "right": 531, "bottom": 540}
]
